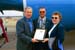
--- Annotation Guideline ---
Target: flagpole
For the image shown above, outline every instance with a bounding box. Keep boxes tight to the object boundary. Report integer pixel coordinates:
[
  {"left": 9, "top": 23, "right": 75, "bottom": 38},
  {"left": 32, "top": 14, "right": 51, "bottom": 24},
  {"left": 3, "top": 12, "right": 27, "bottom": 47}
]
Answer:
[{"left": 23, "top": 0, "right": 27, "bottom": 11}]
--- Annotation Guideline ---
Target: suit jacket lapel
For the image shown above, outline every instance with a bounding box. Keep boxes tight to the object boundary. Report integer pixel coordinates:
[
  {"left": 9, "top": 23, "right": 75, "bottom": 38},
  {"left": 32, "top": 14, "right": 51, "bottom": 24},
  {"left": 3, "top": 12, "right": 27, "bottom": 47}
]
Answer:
[
  {"left": 45, "top": 18, "right": 49, "bottom": 29},
  {"left": 22, "top": 17, "right": 32, "bottom": 35}
]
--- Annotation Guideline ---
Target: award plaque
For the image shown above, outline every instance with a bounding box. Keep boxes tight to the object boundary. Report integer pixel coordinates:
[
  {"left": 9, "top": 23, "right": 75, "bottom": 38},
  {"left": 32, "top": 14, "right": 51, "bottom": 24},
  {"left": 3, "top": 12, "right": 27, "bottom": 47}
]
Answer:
[{"left": 34, "top": 29, "right": 46, "bottom": 40}]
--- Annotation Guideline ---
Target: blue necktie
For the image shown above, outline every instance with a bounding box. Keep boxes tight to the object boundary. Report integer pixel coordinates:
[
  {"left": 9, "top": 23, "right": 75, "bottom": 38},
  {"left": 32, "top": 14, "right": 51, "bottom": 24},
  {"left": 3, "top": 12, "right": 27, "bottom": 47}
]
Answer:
[
  {"left": 40, "top": 19, "right": 43, "bottom": 28},
  {"left": 27, "top": 19, "right": 33, "bottom": 32}
]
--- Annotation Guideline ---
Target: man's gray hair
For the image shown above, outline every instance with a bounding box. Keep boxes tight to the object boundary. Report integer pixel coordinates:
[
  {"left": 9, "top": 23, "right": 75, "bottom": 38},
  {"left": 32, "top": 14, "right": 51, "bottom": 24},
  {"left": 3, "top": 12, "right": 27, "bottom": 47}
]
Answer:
[{"left": 24, "top": 7, "right": 32, "bottom": 12}]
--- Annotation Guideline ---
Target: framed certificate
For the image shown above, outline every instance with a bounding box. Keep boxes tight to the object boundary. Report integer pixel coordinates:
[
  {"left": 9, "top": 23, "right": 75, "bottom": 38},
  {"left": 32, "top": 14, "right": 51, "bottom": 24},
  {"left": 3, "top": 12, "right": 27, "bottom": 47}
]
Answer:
[{"left": 34, "top": 29, "right": 46, "bottom": 41}]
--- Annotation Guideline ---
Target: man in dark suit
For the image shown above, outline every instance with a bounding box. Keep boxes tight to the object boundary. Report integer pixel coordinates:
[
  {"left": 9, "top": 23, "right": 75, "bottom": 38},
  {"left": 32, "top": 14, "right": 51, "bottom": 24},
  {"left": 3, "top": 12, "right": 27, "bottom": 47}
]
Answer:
[
  {"left": 33, "top": 7, "right": 51, "bottom": 50},
  {"left": 16, "top": 7, "right": 38, "bottom": 50}
]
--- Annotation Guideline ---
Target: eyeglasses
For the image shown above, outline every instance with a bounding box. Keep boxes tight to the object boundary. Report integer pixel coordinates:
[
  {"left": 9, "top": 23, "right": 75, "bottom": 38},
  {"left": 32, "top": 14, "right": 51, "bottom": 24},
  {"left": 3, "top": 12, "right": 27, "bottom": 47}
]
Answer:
[
  {"left": 52, "top": 17, "right": 58, "bottom": 19},
  {"left": 40, "top": 11, "right": 45, "bottom": 13}
]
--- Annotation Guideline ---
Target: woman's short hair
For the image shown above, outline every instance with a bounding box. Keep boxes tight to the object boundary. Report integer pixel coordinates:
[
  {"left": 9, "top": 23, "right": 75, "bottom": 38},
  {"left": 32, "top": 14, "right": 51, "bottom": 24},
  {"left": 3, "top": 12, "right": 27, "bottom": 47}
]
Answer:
[{"left": 52, "top": 11, "right": 62, "bottom": 20}]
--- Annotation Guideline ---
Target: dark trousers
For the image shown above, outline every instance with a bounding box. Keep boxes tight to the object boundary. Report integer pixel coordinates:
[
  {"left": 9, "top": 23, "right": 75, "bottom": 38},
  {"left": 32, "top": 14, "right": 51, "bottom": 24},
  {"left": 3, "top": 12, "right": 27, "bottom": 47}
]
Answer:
[{"left": 33, "top": 42, "right": 50, "bottom": 50}]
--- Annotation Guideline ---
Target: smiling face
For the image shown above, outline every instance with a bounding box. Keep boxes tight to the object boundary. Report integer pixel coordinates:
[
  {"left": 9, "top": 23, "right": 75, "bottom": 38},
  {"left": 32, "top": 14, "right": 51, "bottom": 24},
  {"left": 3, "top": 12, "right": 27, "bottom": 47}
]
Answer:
[
  {"left": 51, "top": 12, "right": 61, "bottom": 24},
  {"left": 24, "top": 7, "right": 32, "bottom": 19},
  {"left": 39, "top": 8, "right": 46, "bottom": 18}
]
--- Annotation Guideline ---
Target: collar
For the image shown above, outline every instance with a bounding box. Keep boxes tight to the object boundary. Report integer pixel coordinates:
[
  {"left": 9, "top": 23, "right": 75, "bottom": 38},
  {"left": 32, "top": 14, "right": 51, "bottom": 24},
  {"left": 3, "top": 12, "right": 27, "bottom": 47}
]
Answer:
[
  {"left": 39, "top": 16, "right": 46, "bottom": 21},
  {"left": 23, "top": 16, "right": 32, "bottom": 22}
]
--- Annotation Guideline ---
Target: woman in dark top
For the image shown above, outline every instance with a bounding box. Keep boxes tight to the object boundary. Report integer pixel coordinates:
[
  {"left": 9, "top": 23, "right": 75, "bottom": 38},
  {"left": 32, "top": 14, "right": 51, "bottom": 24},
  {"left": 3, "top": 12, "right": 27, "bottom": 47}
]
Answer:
[{"left": 48, "top": 12, "right": 64, "bottom": 50}]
